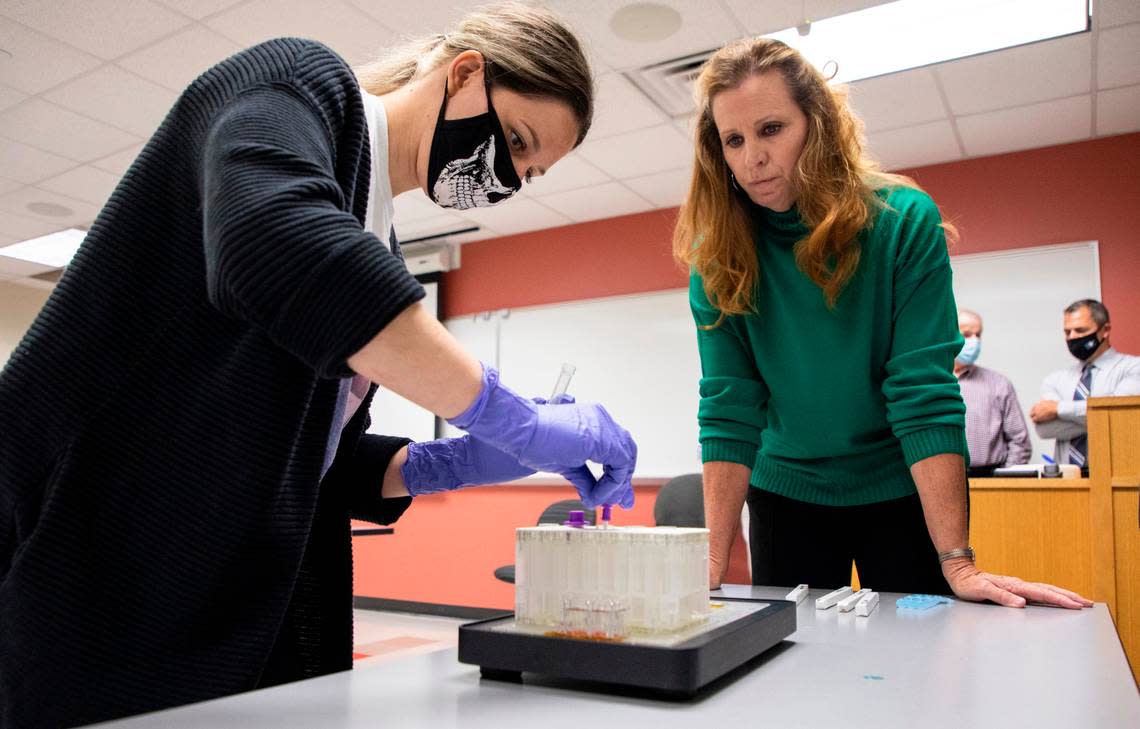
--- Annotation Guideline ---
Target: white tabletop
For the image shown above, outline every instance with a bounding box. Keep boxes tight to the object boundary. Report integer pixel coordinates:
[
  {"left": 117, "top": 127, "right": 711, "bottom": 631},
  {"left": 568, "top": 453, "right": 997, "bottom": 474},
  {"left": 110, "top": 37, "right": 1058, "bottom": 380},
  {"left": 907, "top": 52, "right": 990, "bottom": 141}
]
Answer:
[{"left": 90, "top": 586, "right": 1140, "bottom": 728}]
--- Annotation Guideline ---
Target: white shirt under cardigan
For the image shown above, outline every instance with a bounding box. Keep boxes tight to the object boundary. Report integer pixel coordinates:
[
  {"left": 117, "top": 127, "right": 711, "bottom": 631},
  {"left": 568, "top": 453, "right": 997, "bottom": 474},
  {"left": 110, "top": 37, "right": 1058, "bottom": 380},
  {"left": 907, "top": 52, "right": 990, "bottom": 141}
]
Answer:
[
  {"left": 321, "top": 87, "right": 400, "bottom": 479},
  {"left": 1035, "top": 347, "right": 1140, "bottom": 463}
]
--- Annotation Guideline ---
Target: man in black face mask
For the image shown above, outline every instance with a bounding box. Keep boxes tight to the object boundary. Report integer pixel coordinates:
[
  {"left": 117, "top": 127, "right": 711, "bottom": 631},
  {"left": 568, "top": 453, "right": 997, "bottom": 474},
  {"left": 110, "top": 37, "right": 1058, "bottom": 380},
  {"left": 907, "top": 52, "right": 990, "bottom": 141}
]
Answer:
[{"left": 1031, "top": 299, "right": 1140, "bottom": 467}]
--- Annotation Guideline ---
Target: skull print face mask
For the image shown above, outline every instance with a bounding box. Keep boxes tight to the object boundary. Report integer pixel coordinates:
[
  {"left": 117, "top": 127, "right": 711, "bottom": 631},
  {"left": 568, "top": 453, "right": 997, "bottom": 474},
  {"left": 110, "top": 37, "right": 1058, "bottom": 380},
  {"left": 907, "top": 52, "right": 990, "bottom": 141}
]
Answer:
[{"left": 427, "top": 75, "right": 522, "bottom": 210}]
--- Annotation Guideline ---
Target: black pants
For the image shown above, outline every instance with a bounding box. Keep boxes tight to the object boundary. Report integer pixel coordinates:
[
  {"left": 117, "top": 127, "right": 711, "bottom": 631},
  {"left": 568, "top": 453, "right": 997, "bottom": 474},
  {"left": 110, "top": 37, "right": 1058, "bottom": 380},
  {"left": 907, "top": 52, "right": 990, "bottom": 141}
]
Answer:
[{"left": 746, "top": 489, "right": 953, "bottom": 595}]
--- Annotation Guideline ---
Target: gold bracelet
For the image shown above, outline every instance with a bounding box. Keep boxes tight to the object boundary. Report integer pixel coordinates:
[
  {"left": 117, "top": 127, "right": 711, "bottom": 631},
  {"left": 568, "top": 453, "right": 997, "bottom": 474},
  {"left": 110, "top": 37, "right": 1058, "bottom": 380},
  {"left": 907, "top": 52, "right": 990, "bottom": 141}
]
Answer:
[{"left": 938, "top": 547, "right": 975, "bottom": 563}]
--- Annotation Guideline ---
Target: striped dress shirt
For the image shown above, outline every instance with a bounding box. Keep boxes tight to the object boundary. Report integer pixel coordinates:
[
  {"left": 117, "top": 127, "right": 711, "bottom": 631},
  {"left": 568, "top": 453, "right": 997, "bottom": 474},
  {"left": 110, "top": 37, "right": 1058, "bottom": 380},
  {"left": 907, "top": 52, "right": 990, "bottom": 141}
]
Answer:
[{"left": 1036, "top": 348, "right": 1140, "bottom": 463}]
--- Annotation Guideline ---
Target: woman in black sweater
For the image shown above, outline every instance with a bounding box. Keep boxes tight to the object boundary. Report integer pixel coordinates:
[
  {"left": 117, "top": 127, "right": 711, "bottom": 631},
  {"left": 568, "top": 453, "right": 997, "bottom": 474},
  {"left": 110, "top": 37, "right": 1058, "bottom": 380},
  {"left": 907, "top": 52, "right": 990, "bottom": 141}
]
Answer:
[{"left": 0, "top": 4, "right": 636, "bottom": 727}]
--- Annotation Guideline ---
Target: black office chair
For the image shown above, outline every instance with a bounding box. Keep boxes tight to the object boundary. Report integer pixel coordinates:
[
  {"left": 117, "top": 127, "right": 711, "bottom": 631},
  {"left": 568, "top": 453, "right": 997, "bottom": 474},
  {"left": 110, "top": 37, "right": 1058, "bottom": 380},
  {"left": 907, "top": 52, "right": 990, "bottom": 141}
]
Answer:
[
  {"left": 493, "top": 499, "right": 593, "bottom": 584},
  {"left": 654, "top": 473, "right": 704, "bottom": 527}
]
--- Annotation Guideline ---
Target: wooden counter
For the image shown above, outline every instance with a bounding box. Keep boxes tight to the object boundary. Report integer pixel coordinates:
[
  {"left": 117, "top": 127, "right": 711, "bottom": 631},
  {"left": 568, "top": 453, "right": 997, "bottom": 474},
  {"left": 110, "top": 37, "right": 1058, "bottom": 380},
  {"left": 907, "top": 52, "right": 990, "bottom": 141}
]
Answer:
[{"left": 969, "top": 395, "right": 1140, "bottom": 683}]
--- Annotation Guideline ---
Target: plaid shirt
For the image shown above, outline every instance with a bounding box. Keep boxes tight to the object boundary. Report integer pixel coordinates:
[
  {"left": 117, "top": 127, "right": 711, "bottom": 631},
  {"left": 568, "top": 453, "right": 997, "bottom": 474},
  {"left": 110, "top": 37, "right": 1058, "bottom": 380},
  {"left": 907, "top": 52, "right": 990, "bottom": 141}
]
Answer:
[{"left": 958, "top": 365, "right": 1031, "bottom": 467}]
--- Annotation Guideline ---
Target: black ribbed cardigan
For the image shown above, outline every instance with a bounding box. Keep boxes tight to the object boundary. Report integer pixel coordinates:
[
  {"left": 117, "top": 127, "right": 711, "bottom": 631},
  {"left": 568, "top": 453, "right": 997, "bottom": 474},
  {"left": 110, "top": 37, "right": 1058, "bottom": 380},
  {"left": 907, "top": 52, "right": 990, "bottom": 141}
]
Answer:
[{"left": 0, "top": 39, "right": 425, "bottom": 728}]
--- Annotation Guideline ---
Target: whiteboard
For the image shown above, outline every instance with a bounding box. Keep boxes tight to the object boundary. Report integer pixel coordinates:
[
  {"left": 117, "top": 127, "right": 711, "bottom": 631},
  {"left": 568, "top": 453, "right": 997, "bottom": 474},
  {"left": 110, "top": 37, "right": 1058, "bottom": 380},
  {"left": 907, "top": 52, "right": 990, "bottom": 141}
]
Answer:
[
  {"left": 949, "top": 241, "right": 1100, "bottom": 463},
  {"left": 427, "top": 240, "right": 1101, "bottom": 476},
  {"left": 442, "top": 290, "right": 703, "bottom": 478}
]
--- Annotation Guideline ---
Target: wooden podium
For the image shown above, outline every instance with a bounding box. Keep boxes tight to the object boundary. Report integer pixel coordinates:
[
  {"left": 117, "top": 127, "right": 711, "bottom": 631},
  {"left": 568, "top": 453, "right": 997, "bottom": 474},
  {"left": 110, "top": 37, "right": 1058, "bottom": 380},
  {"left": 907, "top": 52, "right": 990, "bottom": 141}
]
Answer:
[{"left": 969, "top": 395, "right": 1140, "bottom": 683}]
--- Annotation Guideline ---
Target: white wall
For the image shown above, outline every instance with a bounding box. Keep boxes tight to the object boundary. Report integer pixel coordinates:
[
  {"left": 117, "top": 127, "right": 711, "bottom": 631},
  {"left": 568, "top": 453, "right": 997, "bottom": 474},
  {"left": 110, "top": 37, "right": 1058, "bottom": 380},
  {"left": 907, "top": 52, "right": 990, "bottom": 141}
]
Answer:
[
  {"left": 0, "top": 282, "right": 50, "bottom": 365},
  {"left": 442, "top": 289, "right": 703, "bottom": 478}
]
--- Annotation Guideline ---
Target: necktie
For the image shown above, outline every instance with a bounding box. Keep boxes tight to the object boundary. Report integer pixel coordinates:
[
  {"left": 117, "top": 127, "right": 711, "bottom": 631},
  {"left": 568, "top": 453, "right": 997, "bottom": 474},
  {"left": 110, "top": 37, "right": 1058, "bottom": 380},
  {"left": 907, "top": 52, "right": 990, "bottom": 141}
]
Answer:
[{"left": 1068, "top": 364, "right": 1093, "bottom": 466}]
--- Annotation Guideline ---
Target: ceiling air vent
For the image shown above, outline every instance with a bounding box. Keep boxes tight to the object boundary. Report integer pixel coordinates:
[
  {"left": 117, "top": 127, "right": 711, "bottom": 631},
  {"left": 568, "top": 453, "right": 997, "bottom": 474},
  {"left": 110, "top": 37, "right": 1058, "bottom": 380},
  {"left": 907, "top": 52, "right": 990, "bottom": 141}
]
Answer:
[{"left": 623, "top": 48, "right": 716, "bottom": 119}]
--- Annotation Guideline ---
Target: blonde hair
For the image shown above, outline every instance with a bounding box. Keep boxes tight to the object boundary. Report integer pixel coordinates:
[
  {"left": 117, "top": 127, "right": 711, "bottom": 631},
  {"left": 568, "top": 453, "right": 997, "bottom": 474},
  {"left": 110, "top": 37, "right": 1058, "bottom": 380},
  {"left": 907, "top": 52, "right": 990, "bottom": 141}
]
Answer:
[
  {"left": 354, "top": 2, "right": 594, "bottom": 146},
  {"left": 673, "top": 37, "right": 941, "bottom": 323}
]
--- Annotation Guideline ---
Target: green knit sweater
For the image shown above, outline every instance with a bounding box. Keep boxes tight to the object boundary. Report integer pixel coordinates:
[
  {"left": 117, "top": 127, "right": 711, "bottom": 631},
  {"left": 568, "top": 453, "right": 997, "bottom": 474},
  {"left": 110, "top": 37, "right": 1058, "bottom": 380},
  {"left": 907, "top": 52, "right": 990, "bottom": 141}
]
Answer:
[{"left": 691, "top": 186, "right": 967, "bottom": 506}]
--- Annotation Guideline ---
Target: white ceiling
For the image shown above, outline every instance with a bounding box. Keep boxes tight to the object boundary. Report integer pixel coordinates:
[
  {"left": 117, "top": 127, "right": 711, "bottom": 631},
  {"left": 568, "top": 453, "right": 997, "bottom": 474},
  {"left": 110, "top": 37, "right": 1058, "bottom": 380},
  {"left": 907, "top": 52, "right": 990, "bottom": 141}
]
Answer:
[{"left": 1, "top": 0, "right": 1139, "bottom": 287}]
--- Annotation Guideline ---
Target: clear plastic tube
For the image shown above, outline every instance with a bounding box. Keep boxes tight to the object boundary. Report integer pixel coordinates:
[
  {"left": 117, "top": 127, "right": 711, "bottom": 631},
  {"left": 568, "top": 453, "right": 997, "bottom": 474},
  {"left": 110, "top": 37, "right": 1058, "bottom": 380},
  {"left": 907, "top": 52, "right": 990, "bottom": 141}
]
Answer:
[{"left": 550, "top": 362, "right": 576, "bottom": 401}]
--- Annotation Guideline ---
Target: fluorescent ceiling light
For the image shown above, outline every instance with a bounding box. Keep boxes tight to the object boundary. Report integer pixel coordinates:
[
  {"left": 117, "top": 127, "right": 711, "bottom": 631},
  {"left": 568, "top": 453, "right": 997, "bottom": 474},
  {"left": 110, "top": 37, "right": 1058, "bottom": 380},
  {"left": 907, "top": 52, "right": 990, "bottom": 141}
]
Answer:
[
  {"left": 0, "top": 228, "right": 86, "bottom": 268},
  {"left": 765, "top": 0, "right": 1089, "bottom": 84}
]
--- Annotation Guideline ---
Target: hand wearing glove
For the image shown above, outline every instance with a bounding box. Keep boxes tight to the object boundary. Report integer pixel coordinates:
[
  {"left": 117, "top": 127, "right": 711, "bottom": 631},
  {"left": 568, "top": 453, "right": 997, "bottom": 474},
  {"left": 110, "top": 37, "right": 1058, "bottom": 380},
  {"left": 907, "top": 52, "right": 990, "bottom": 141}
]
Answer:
[
  {"left": 400, "top": 435, "right": 535, "bottom": 496},
  {"left": 530, "top": 394, "right": 633, "bottom": 509},
  {"left": 447, "top": 364, "right": 637, "bottom": 509}
]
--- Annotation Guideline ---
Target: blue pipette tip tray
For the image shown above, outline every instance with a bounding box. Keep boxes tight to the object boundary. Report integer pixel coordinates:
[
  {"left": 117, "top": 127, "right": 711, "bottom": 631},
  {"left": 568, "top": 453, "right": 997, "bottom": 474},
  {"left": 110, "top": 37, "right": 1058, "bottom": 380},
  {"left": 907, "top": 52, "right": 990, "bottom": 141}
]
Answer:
[{"left": 458, "top": 596, "right": 795, "bottom": 697}]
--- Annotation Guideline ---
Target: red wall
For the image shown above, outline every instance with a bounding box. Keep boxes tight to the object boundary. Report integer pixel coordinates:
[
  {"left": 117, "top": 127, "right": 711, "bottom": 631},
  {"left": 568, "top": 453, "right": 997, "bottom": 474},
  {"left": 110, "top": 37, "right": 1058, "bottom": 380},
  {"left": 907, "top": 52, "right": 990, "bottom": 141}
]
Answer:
[
  {"left": 355, "top": 132, "right": 1140, "bottom": 609},
  {"left": 908, "top": 133, "right": 1140, "bottom": 355},
  {"left": 352, "top": 485, "right": 660, "bottom": 611},
  {"left": 442, "top": 132, "right": 1140, "bottom": 352}
]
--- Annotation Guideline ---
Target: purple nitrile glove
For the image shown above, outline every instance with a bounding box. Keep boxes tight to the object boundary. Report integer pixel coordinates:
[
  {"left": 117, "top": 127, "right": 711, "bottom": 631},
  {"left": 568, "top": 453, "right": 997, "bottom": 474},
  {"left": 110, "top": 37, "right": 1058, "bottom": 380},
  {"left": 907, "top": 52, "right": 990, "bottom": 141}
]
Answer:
[
  {"left": 400, "top": 435, "right": 535, "bottom": 496},
  {"left": 448, "top": 364, "right": 637, "bottom": 509},
  {"left": 532, "top": 394, "right": 634, "bottom": 510}
]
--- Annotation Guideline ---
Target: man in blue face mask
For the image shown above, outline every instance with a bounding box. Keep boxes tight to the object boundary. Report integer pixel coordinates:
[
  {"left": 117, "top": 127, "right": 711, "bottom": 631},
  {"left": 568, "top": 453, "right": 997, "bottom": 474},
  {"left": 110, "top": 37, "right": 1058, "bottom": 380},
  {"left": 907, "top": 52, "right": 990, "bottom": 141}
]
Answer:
[
  {"left": 954, "top": 309, "right": 1031, "bottom": 473},
  {"left": 1031, "top": 299, "right": 1140, "bottom": 467}
]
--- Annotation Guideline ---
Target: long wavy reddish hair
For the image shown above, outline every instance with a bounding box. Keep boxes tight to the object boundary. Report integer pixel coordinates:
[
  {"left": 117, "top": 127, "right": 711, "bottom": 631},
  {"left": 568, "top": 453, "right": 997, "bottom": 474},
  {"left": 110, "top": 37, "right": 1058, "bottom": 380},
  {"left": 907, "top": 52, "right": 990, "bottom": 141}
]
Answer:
[{"left": 673, "top": 37, "right": 942, "bottom": 323}]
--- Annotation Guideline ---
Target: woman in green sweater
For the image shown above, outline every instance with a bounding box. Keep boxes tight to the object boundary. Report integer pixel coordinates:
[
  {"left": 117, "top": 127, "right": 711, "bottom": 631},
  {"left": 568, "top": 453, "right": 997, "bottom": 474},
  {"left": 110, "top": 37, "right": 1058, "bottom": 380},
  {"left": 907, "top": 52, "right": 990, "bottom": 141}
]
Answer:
[{"left": 673, "top": 37, "right": 1089, "bottom": 608}]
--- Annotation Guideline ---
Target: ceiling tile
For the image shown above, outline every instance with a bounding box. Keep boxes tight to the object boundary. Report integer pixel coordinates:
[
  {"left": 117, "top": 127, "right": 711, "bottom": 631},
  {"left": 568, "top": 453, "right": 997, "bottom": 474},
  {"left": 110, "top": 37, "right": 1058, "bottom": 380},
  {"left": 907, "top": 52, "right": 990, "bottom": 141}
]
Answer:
[
  {"left": 91, "top": 144, "right": 145, "bottom": 177},
  {"left": 1097, "top": 22, "right": 1140, "bottom": 89},
  {"left": 720, "top": 0, "right": 804, "bottom": 35},
  {"left": 865, "top": 120, "right": 962, "bottom": 171},
  {"left": 116, "top": 25, "right": 242, "bottom": 92},
  {"left": 937, "top": 33, "right": 1092, "bottom": 116},
  {"left": 0, "top": 20, "right": 102, "bottom": 94},
  {"left": 0, "top": 99, "right": 140, "bottom": 162},
  {"left": 1097, "top": 0, "right": 1140, "bottom": 29},
  {"left": 590, "top": 72, "right": 669, "bottom": 139},
  {"left": 44, "top": 65, "right": 178, "bottom": 139},
  {"left": 345, "top": 0, "right": 468, "bottom": 37},
  {"left": 957, "top": 95, "right": 1091, "bottom": 158},
  {"left": 0, "top": 0, "right": 190, "bottom": 60},
  {"left": 393, "top": 189, "right": 449, "bottom": 224},
  {"left": 673, "top": 113, "right": 697, "bottom": 141},
  {"left": 447, "top": 228, "right": 500, "bottom": 245},
  {"left": 524, "top": 152, "right": 611, "bottom": 196},
  {"left": 1096, "top": 84, "right": 1140, "bottom": 136},
  {"left": 395, "top": 210, "right": 469, "bottom": 235},
  {"left": 724, "top": 0, "right": 895, "bottom": 35},
  {"left": 623, "top": 167, "right": 690, "bottom": 209},
  {"left": 848, "top": 67, "right": 946, "bottom": 133},
  {"left": 0, "top": 254, "right": 55, "bottom": 278},
  {"left": 576, "top": 123, "right": 692, "bottom": 178},
  {"left": 536, "top": 180, "right": 651, "bottom": 222},
  {"left": 205, "top": 0, "right": 399, "bottom": 66},
  {"left": 36, "top": 166, "right": 122, "bottom": 206},
  {"left": 544, "top": 0, "right": 742, "bottom": 70},
  {"left": 0, "top": 86, "right": 27, "bottom": 113},
  {"left": 0, "top": 139, "right": 78, "bottom": 183},
  {"left": 150, "top": 0, "right": 246, "bottom": 20},
  {"left": 0, "top": 210, "right": 69, "bottom": 240},
  {"left": 0, "top": 186, "right": 101, "bottom": 228},
  {"left": 395, "top": 214, "right": 475, "bottom": 242},
  {"left": 453, "top": 197, "right": 572, "bottom": 236},
  {"left": 346, "top": 0, "right": 612, "bottom": 76},
  {"left": 806, "top": 0, "right": 895, "bottom": 19},
  {"left": 5, "top": 277, "right": 56, "bottom": 291}
]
